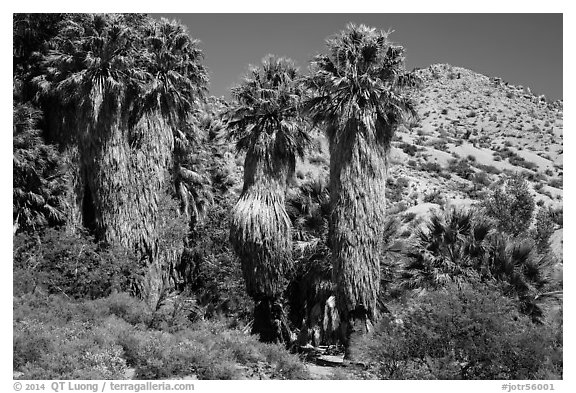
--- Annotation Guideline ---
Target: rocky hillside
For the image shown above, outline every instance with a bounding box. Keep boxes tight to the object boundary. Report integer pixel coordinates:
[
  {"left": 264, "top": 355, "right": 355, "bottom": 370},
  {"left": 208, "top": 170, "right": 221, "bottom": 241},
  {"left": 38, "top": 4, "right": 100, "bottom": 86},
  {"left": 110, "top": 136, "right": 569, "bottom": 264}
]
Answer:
[{"left": 293, "top": 63, "right": 563, "bottom": 256}]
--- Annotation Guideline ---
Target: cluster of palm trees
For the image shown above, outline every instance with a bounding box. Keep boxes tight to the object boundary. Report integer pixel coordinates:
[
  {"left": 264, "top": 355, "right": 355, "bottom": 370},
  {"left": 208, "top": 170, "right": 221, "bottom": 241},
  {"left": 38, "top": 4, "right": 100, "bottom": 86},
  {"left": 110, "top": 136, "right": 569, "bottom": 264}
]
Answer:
[
  {"left": 14, "top": 15, "right": 417, "bottom": 354},
  {"left": 14, "top": 14, "right": 209, "bottom": 308},
  {"left": 224, "top": 24, "right": 417, "bottom": 352}
]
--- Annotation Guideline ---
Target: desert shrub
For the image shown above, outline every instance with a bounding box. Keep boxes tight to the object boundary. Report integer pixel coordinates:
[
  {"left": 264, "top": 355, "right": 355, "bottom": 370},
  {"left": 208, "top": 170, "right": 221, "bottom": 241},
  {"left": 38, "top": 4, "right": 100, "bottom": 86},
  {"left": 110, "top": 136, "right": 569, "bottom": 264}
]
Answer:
[
  {"left": 423, "top": 189, "right": 444, "bottom": 205},
  {"left": 471, "top": 171, "right": 491, "bottom": 188},
  {"left": 419, "top": 161, "right": 442, "bottom": 174},
  {"left": 386, "top": 177, "right": 410, "bottom": 203},
  {"left": 447, "top": 158, "right": 473, "bottom": 179},
  {"left": 483, "top": 175, "right": 535, "bottom": 236},
  {"left": 509, "top": 154, "right": 538, "bottom": 171},
  {"left": 427, "top": 139, "right": 448, "bottom": 151},
  {"left": 13, "top": 229, "right": 143, "bottom": 299},
  {"left": 120, "top": 321, "right": 308, "bottom": 379},
  {"left": 439, "top": 171, "right": 452, "bottom": 180},
  {"left": 14, "top": 291, "right": 309, "bottom": 380},
  {"left": 407, "top": 159, "right": 417, "bottom": 168},
  {"left": 548, "top": 178, "right": 563, "bottom": 189},
  {"left": 532, "top": 209, "right": 556, "bottom": 253},
  {"left": 355, "top": 284, "right": 562, "bottom": 379},
  {"left": 414, "top": 136, "right": 427, "bottom": 145},
  {"left": 440, "top": 108, "right": 448, "bottom": 115},
  {"left": 476, "top": 164, "right": 501, "bottom": 175},
  {"left": 547, "top": 207, "right": 563, "bottom": 227},
  {"left": 398, "top": 142, "right": 418, "bottom": 156}
]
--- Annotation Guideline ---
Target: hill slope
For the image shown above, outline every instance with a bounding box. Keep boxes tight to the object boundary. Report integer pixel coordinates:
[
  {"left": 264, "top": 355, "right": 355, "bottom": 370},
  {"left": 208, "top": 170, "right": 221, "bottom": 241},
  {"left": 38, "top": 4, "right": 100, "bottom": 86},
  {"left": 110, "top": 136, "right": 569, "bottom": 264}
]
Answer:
[{"left": 294, "top": 63, "right": 563, "bottom": 255}]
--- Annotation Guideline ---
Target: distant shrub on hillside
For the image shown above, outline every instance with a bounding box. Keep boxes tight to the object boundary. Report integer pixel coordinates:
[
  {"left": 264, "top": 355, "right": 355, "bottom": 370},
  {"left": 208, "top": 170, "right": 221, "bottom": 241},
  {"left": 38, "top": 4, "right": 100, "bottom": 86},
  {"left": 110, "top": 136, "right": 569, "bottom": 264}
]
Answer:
[
  {"left": 447, "top": 158, "right": 473, "bottom": 179},
  {"left": 398, "top": 142, "right": 419, "bottom": 156},
  {"left": 419, "top": 161, "right": 442, "bottom": 174},
  {"left": 548, "top": 178, "right": 563, "bottom": 189},
  {"left": 387, "top": 177, "right": 410, "bottom": 203}
]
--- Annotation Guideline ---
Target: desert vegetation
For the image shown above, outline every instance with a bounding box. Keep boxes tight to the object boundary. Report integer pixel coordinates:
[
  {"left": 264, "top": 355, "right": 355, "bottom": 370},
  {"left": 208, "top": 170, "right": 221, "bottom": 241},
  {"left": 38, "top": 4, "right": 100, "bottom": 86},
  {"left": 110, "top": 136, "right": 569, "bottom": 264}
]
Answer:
[{"left": 13, "top": 14, "right": 562, "bottom": 380}]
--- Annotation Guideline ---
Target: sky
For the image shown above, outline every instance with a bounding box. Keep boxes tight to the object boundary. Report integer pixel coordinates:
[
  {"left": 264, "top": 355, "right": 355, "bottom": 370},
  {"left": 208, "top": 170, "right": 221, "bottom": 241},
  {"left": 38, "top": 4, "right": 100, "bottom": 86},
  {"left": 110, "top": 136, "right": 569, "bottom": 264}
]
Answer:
[{"left": 154, "top": 13, "right": 563, "bottom": 101}]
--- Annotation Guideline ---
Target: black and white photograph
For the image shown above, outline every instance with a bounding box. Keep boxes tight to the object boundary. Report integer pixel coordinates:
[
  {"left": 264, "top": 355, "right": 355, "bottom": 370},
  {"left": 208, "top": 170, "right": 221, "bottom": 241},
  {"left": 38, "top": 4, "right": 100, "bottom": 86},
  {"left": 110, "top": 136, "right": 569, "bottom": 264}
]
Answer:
[{"left": 10, "top": 6, "right": 565, "bottom": 387}]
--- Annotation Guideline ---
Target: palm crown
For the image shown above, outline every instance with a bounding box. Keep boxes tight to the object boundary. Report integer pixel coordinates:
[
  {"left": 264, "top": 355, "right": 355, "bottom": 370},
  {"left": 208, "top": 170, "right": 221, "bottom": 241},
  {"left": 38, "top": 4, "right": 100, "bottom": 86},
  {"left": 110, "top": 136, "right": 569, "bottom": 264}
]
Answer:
[
  {"left": 305, "top": 23, "right": 418, "bottom": 148},
  {"left": 137, "top": 18, "right": 208, "bottom": 132},
  {"left": 225, "top": 55, "right": 310, "bottom": 170},
  {"left": 37, "top": 14, "right": 141, "bottom": 124}
]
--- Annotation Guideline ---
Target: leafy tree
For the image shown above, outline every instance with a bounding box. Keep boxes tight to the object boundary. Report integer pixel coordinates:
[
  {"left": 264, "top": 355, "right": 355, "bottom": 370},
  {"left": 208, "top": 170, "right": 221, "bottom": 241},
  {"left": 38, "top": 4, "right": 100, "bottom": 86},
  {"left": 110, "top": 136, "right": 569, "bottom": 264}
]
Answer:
[
  {"left": 484, "top": 175, "right": 535, "bottom": 236},
  {"left": 13, "top": 228, "right": 143, "bottom": 299},
  {"left": 224, "top": 55, "right": 309, "bottom": 343},
  {"left": 304, "top": 23, "right": 418, "bottom": 356}
]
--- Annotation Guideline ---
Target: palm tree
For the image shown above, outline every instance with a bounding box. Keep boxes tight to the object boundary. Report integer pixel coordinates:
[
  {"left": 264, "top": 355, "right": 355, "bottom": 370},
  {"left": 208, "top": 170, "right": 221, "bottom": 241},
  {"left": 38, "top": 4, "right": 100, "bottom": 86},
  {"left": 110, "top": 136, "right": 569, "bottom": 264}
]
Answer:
[
  {"left": 402, "top": 207, "right": 558, "bottom": 323},
  {"left": 13, "top": 102, "right": 67, "bottom": 233},
  {"left": 304, "top": 24, "right": 418, "bottom": 356},
  {"left": 401, "top": 208, "right": 492, "bottom": 291},
  {"left": 225, "top": 55, "right": 309, "bottom": 343},
  {"left": 34, "top": 14, "right": 208, "bottom": 308}
]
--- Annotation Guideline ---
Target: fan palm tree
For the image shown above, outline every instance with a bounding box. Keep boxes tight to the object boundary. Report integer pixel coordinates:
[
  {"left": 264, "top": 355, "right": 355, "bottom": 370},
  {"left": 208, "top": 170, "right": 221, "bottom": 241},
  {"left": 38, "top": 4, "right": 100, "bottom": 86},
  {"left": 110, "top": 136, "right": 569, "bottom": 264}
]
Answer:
[
  {"left": 402, "top": 208, "right": 558, "bottom": 323},
  {"left": 401, "top": 208, "right": 492, "bottom": 291},
  {"left": 225, "top": 55, "right": 309, "bottom": 343},
  {"left": 13, "top": 102, "right": 67, "bottom": 233},
  {"left": 34, "top": 14, "right": 208, "bottom": 308},
  {"left": 304, "top": 23, "right": 418, "bottom": 355}
]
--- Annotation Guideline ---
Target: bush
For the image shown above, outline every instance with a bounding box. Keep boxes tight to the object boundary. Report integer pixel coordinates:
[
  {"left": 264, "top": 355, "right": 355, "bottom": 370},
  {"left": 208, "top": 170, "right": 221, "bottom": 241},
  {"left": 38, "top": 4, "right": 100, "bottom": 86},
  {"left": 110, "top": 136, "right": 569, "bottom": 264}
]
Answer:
[
  {"left": 398, "top": 142, "right": 418, "bottom": 157},
  {"left": 419, "top": 161, "right": 442, "bottom": 174},
  {"left": 483, "top": 175, "right": 535, "bottom": 236},
  {"left": 471, "top": 171, "right": 491, "bottom": 188},
  {"left": 14, "top": 292, "right": 309, "bottom": 380},
  {"left": 386, "top": 177, "right": 410, "bottom": 203},
  {"left": 533, "top": 208, "right": 556, "bottom": 253},
  {"left": 423, "top": 189, "right": 444, "bottom": 205},
  {"left": 548, "top": 178, "right": 563, "bottom": 189},
  {"left": 447, "top": 158, "right": 473, "bottom": 179},
  {"left": 13, "top": 229, "right": 143, "bottom": 299},
  {"left": 401, "top": 207, "right": 555, "bottom": 322},
  {"left": 354, "top": 284, "right": 562, "bottom": 379}
]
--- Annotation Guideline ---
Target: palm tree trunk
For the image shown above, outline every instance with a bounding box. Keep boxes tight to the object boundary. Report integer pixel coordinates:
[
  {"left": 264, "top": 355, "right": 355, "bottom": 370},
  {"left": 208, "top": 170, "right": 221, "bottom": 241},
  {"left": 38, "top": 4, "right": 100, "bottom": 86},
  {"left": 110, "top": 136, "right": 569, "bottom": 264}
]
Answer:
[
  {"left": 329, "top": 132, "right": 388, "bottom": 358},
  {"left": 73, "top": 106, "right": 180, "bottom": 309},
  {"left": 230, "top": 154, "right": 294, "bottom": 343}
]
